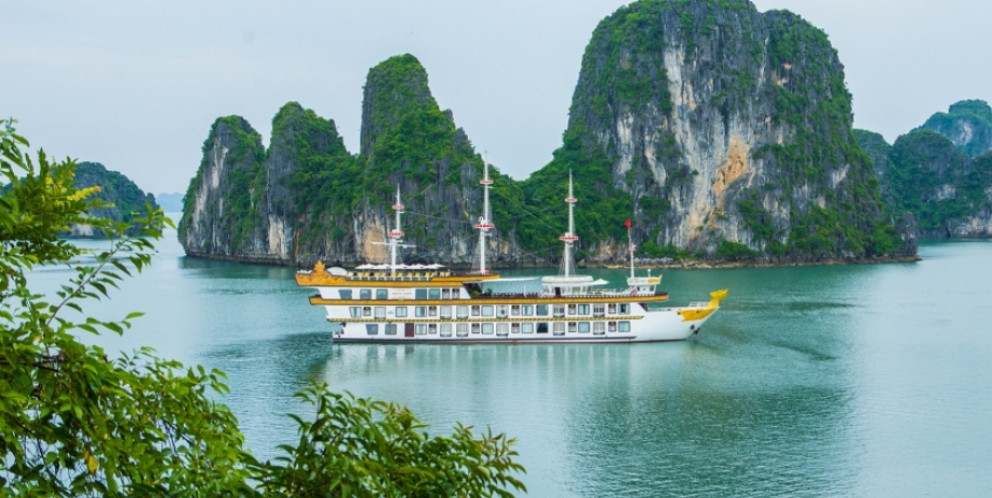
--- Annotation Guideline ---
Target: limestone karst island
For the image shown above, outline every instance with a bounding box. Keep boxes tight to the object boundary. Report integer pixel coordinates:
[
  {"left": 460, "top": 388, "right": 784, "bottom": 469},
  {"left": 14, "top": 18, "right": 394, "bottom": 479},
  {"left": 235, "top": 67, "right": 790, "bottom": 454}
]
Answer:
[{"left": 169, "top": 2, "right": 992, "bottom": 270}]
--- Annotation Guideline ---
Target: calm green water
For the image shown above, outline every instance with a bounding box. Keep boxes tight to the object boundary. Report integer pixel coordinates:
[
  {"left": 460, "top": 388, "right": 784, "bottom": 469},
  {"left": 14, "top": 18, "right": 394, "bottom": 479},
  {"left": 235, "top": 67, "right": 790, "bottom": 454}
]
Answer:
[{"left": 34, "top": 228, "right": 992, "bottom": 497}]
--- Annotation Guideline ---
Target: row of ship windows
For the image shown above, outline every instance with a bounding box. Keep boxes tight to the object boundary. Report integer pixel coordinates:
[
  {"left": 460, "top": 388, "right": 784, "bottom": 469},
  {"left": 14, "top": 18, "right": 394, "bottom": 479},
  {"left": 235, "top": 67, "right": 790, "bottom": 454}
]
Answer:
[
  {"left": 363, "top": 321, "right": 633, "bottom": 336},
  {"left": 339, "top": 288, "right": 462, "bottom": 300},
  {"left": 348, "top": 303, "right": 631, "bottom": 319}
]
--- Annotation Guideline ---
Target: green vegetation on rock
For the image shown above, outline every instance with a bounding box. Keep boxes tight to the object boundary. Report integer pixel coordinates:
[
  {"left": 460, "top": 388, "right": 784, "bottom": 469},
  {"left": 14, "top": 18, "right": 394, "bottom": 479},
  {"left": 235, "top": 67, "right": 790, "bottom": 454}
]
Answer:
[
  {"left": 920, "top": 99, "right": 992, "bottom": 158},
  {"left": 857, "top": 126, "right": 992, "bottom": 237},
  {"left": 179, "top": 116, "right": 265, "bottom": 248},
  {"left": 73, "top": 162, "right": 158, "bottom": 225}
]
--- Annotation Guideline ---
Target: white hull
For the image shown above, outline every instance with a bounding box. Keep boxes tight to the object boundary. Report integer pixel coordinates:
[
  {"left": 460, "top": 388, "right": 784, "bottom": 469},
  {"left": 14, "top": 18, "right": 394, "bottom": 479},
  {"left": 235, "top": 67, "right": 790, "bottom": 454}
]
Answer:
[{"left": 323, "top": 305, "right": 715, "bottom": 344}]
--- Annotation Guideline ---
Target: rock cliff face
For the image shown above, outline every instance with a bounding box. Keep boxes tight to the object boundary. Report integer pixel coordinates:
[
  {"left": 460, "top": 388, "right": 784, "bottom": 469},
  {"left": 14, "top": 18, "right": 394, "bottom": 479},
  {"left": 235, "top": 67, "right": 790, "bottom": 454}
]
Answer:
[
  {"left": 513, "top": 0, "right": 911, "bottom": 262},
  {"left": 855, "top": 126, "right": 992, "bottom": 239},
  {"left": 919, "top": 100, "right": 992, "bottom": 159},
  {"left": 180, "top": 0, "right": 914, "bottom": 267},
  {"left": 179, "top": 58, "right": 516, "bottom": 267},
  {"left": 69, "top": 162, "right": 158, "bottom": 238}
]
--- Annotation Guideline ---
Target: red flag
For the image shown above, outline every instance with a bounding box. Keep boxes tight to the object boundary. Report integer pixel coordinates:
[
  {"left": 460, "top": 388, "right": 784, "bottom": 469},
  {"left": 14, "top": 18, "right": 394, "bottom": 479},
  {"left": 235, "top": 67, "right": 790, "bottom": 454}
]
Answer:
[{"left": 624, "top": 218, "right": 631, "bottom": 229}]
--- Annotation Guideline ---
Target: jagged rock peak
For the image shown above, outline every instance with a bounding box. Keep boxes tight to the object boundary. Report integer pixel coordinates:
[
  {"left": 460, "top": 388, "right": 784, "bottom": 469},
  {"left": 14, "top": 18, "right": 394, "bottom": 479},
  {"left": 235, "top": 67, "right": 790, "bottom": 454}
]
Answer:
[
  {"left": 360, "top": 54, "right": 439, "bottom": 157},
  {"left": 177, "top": 115, "right": 265, "bottom": 255},
  {"left": 919, "top": 99, "right": 992, "bottom": 158}
]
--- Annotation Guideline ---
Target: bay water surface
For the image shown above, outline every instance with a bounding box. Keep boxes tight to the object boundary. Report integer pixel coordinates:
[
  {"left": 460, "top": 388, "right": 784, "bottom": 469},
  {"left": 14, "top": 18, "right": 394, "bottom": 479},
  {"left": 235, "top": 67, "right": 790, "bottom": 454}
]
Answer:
[{"left": 34, "top": 227, "right": 992, "bottom": 497}]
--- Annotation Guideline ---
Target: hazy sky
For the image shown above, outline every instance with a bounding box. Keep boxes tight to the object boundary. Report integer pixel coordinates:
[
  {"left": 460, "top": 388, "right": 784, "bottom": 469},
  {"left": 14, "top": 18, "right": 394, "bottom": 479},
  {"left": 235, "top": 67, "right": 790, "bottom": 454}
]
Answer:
[{"left": 2, "top": 0, "right": 989, "bottom": 194}]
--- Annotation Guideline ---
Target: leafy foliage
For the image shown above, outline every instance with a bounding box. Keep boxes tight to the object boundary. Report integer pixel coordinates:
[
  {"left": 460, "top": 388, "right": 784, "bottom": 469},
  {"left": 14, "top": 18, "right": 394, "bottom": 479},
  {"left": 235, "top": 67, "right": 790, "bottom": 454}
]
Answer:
[
  {"left": 2, "top": 120, "right": 524, "bottom": 496},
  {"left": 258, "top": 385, "right": 525, "bottom": 497}
]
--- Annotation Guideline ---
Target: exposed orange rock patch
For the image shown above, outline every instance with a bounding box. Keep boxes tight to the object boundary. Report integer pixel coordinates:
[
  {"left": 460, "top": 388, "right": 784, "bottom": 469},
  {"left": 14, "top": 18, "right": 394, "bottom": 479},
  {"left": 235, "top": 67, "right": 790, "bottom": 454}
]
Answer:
[
  {"left": 710, "top": 137, "right": 752, "bottom": 226},
  {"left": 360, "top": 217, "right": 388, "bottom": 262}
]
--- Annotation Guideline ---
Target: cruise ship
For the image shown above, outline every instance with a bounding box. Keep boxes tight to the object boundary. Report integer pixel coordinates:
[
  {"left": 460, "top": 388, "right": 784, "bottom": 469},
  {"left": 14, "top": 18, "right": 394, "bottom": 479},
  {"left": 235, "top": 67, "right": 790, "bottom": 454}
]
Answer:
[{"left": 296, "top": 164, "right": 727, "bottom": 343}]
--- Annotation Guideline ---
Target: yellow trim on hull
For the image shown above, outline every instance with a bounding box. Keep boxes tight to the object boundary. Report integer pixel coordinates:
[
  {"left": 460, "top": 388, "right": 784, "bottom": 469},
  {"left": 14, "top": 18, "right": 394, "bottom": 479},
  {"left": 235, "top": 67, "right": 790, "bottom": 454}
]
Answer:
[{"left": 678, "top": 289, "right": 729, "bottom": 322}]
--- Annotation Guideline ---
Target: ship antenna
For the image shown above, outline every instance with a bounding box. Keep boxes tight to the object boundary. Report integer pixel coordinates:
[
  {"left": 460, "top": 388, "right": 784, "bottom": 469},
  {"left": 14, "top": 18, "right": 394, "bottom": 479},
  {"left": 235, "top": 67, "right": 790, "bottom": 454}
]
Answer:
[
  {"left": 388, "top": 185, "right": 404, "bottom": 277},
  {"left": 559, "top": 171, "right": 579, "bottom": 278},
  {"left": 474, "top": 154, "right": 495, "bottom": 274}
]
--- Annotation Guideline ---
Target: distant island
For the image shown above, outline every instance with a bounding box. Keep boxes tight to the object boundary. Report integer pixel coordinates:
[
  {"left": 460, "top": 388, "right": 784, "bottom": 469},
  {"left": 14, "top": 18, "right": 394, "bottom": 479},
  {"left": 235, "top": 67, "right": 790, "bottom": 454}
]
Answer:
[
  {"left": 856, "top": 100, "right": 992, "bottom": 238},
  {"left": 67, "top": 162, "right": 158, "bottom": 238},
  {"left": 156, "top": 192, "right": 184, "bottom": 213},
  {"left": 178, "top": 0, "right": 975, "bottom": 269}
]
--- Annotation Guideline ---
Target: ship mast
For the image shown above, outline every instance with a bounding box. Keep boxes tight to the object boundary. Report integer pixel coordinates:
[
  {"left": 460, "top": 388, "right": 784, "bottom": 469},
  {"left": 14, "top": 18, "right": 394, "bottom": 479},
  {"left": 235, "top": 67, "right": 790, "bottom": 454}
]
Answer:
[
  {"left": 559, "top": 171, "right": 579, "bottom": 278},
  {"left": 388, "top": 185, "right": 405, "bottom": 277},
  {"left": 628, "top": 222, "right": 635, "bottom": 279},
  {"left": 473, "top": 159, "right": 495, "bottom": 274}
]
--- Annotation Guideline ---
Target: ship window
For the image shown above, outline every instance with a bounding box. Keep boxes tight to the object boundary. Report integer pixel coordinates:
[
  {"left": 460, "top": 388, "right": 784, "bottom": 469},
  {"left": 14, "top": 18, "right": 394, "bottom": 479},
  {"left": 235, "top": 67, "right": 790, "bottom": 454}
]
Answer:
[
  {"left": 428, "top": 306, "right": 437, "bottom": 317},
  {"left": 451, "top": 288, "right": 461, "bottom": 298},
  {"left": 608, "top": 321, "right": 617, "bottom": 332},
  {"left": 376, "top": 289, "right": 388, "bottom": 300},
  {"left": 457, "top": 323, "right": 469, "bottom": 337},
  {"left": 536, "top": 305, "right": 549, "bottom": 316},
  {"left": 522, "top": 305, "right": 534, "bottom": 316},
  {"left": 442, "top": 289, "right": 451, "bottom": 299},
  {"left": 395, "top": 306, "right": 408, "bottom": 318},
  {"left": 511, "top": 323, "right": 520, "bottom": 334},
  {"left": 567, "top": 304, "right": 577, "bottom": 315},
  {"left": 428, "top": 324, "right": 437, "bottom": 334},
  {"left": 429, "top": 289, "right": 441, "bottom": 300},
  {"left": 339, "top": 290, "right": 353, "bottom": 300},
  {"left": 593, "top": 322, "right": 605, "bottom": 335},
  {"left": 619, "top": 321, "right": 631, "bottom": 332},
  {"left": 496, "top": 323, "right": 509, "bottom": 336},
  {"left": 360, "top": 289, "right": 372, "bottom": 300},
  {"left": 511, "top": 305, "right": 520, "bottom": 316},
  {"left": 440, "top": 306, "right": 452, "bottom": 319},
  {"left": 416, "top": 324, "right": 427, "bottom": 335},
  {"left": 619, "top": 304, "right": 630, "bottom": 315},
  {"left": 593, "top": 304, "right": 605, "bottom": 316},
  {"left": 385, "top": 324, "right": 397, "bottom": 335},
  {"left": 440, "top": 323, "right": 452, "bottom": 337},
  {"left": 471, "top": 306, "right": 481, "bottom": 317},
  {"left": 553, "top": 323, "right": 565, "bottom": 336},
  {"left": 457, "top": 306, "right": 469, "bottom": 319},
  {"left": 471, "top": 323, "right": 481, "bottom": 334},
  {"left": 362, "top": 306, "right": 372, "bottom": 317},
  {"left": 578, "top": 304, "right": 590, "bottom": 315},
  {"left": 415, "top": 289, "right": 427, "bottom": 300},
  {"left": 553, "top": 305, "right": 565, "bottom": 318},
  {"left": 568, "top": 322, "right": 577, "bottom": 333},
  {"left": 578, "top": 322, "right": 591, "bottom": 333},
  {"left": 415, "top": 306, "right": 427, "bottom": 318},
  {"left": 366, "top": 324, "right": 378, "bottom": 335},
  {"left": 374, "top": 306, "right": 386, "bottom": 319},
  {"left": 537, "top": 323, "right": 549, "bottom": 334},
  {"left": 497, "top": 305, "right": 508, "bottom": 318},
  {"left": 349, "top": 307, "right": 362, "bottom": 318},
  {"left": 482, "top": 305, "right": 494, "bottom": 317},
  {"left": 482, "top": 323, "right": 494, "bottom": 335},
  {"left": 522, "top": 323, "right": 534, "bottom": 334},
  {"left": 608, "top": 304, "right": 617, "bottom": 314}
]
